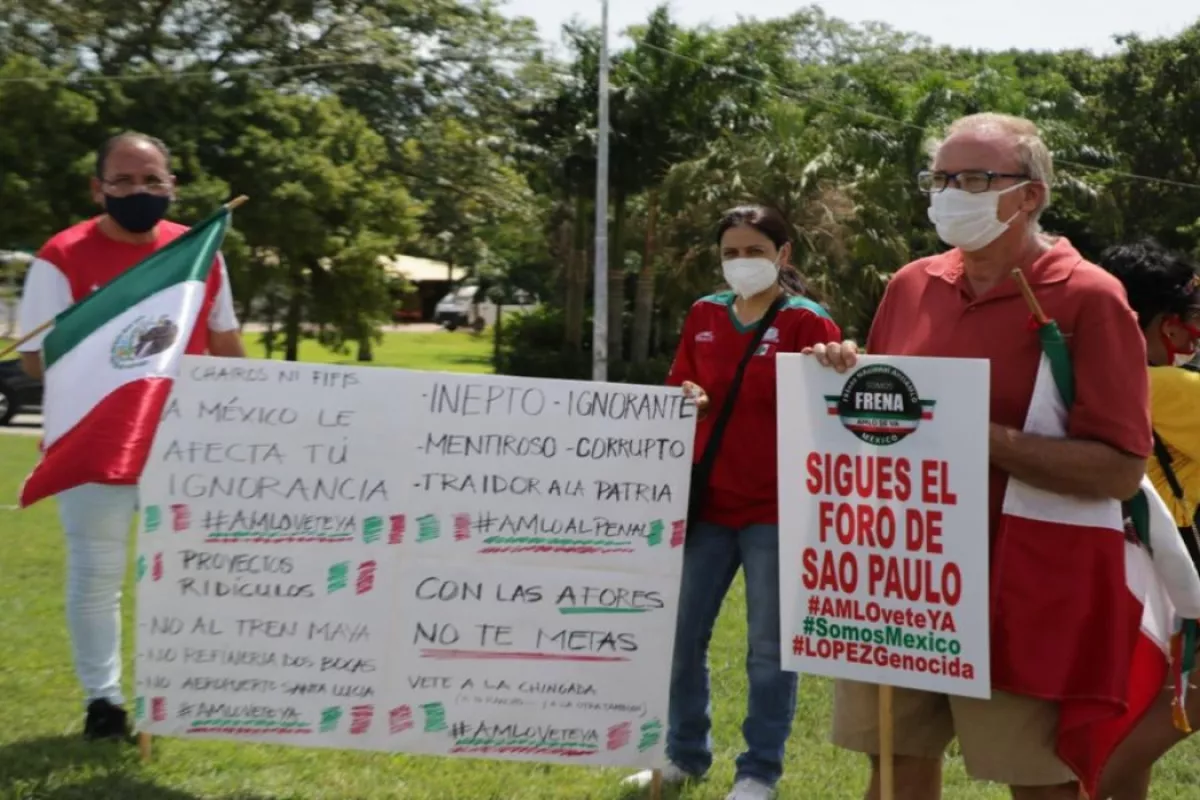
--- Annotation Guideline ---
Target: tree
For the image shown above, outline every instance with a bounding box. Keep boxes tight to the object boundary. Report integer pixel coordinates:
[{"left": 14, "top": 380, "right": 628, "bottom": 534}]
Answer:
[
  {"left": 204, "top": 86, "right": 422, "bottom": 360},
  {"left": 1094, "top": 25, "right": 1200, "bottom": 255},
  {"left": 0, "top": 57, "right": 99, "bottom": 248}
]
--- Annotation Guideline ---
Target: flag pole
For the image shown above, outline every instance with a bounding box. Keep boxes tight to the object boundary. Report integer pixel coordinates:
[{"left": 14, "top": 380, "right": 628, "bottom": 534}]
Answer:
[
  {"left": 0, "top": 320, "right": 50, "bottom": 359},
  {"left": 0, "top": 195, "right": 249, "bottom": 359},
  {"left": 1011, "top": 269, "right": 1048, "bottom": 324}
]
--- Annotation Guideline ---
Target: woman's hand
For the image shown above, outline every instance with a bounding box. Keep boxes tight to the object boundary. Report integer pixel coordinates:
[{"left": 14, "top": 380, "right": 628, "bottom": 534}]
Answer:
[
  {"left": 802, "top": 340, "right": 860, "bottom": 373},
  {"left": 681, "top": 381, "right": 709, "bottom": 418}
]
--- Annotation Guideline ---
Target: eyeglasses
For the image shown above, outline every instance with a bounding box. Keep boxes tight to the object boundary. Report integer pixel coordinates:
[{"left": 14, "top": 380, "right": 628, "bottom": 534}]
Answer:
[
  {"left": 917, "top": 170, "right": 1030, "bottom": 194},
  {"left": 100, "top": 177, "right": 173, "bottom": 197}
]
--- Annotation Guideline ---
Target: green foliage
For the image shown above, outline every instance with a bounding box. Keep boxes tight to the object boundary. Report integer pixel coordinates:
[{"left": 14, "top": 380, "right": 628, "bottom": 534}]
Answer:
[
  {"left": 497, "top": 306, "right": 591, "bottom": 379},
  {"left": 0, "top": 0, "right": 544, "bottom": 359},
  {"left": 505, "top": 10, "right": 1200, "bottom": 368}
]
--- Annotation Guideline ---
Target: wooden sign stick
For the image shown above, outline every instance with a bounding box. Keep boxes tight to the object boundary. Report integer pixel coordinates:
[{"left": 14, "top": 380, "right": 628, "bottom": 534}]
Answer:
[
  {"left": 139, "top": 731, "right": 152, "bottom": 762},
  {"left": 879, "top": 684, "right": 895, "bottom": 800},
  {"left": 649, "top": 768, "right": 663, "bottom": 800}
]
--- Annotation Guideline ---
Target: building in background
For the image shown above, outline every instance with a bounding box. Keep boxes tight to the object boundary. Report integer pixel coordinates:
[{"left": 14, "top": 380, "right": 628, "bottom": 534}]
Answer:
[{"left": 381, "top": 254, "right": 468, "bottom": 322}]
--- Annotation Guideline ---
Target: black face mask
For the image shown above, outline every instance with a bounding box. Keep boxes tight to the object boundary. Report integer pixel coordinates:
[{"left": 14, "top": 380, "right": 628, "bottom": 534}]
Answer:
[{"left": 104, "top": 193, "right": 171, "bottom": 234}]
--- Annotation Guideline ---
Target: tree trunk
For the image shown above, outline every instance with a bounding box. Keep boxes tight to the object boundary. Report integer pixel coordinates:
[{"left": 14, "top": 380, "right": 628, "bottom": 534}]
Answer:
[
  {"left": 492, "top": 303, "right": 504, "bottom": 372},
  {"left": 631, "top": 188, "right": 659, "bottom": 364},
  {"left": 356, "top": 337, "right": 373, "bottom": 362},
  {"left": 607, "top": 193, "right": 626, "bottom": 362},
  {"left": 283, "top": 262, "right": 304, "bottom": 362},
  {"left": 564, "top": 194, "right": 588, "bottom": 352}
]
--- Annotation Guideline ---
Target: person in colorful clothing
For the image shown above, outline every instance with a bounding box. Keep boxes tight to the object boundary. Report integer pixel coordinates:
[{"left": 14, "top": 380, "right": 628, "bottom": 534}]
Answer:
[
  {"left": 622, "top": 205, "right": 842, "bottom": 800},
  {"left": 1095, "top": 239, "right": 1200, "bottom": 800},
  {"left": 809, "top": 114, "right": 1151, "bottom": 800},
  {"left": 16, "top": 132, "right": 245, "bottom": 740}
]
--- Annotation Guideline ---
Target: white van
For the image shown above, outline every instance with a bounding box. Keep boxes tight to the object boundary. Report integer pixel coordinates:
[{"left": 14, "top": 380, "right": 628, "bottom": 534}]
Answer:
[{"left": 433, "top": 284, "right": 537, "bottom": 331}]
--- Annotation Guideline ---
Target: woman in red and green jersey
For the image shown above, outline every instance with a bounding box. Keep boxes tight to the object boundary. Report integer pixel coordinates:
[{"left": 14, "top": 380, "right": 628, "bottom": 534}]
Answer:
[{"left": 623, "top": 206, "right": 842, "bottom": 800}]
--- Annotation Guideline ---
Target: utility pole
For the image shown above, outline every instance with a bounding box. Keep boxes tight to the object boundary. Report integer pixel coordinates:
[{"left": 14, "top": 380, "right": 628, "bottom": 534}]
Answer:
[{"left": 591, "top": 0, "right": 611, "bottom": 382}]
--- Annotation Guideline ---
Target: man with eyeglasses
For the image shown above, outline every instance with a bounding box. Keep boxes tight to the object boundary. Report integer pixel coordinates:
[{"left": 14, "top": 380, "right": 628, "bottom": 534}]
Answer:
[
  {"left": 807, "top": 113, "right": 1152, "bottom": 799},
  {"left": 15, "top": 131, "right": 245, "bottom": 741}
]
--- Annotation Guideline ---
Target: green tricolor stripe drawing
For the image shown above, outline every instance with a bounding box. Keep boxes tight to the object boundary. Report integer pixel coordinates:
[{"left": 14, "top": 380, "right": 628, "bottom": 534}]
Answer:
[{"left": 19, "top": 202, "right": 239, "bottom": 508}]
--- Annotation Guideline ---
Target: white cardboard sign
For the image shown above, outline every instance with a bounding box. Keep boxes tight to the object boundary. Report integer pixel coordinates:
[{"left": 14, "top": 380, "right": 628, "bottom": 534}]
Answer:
[
  {"left": 777, "top": 355, "right": 992, "bottom": 698},
  {"left": 135, "top": 356, "right": 694, "bottom": 767}
]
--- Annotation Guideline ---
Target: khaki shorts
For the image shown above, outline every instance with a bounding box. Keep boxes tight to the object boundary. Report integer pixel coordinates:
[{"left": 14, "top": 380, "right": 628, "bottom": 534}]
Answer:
[{"left": 831, "top": 680, "right": 1075, "bottom": 786}]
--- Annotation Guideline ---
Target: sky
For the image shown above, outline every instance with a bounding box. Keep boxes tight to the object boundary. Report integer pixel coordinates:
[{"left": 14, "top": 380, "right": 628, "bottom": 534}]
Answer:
[{"left": 502, "top": 0, "right": 1196, "bottom": 54}]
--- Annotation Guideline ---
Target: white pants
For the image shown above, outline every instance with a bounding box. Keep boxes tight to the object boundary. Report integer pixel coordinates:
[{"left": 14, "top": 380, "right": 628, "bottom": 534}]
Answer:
[{"left": 56, "top": 483, "right": 138, "bottom": 706}]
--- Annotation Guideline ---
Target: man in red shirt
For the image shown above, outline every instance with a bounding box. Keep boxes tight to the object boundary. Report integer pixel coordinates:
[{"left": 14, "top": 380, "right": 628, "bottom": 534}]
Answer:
[
  {"left": 810, "top": 114, "right": 1150, "bottom": 799},
  {"left": 16, "top": 132, "right": 245, "bottom": 741}
]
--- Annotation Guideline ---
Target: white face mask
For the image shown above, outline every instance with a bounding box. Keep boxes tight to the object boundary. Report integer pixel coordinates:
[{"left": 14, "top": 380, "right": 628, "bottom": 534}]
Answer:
[
  {"left": 927, "top": 182, "right": 1028, "bottom": 252},
  {"left": 722, "top": 257, "right": 779, "bottom": 298},
  {"left": 1173, "top": 352, "right": 1196, "bottom": 367}
]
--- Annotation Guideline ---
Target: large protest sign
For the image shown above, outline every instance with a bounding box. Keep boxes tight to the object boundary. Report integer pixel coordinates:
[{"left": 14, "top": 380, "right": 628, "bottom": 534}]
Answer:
[
  {"left": 135, "top": 356, "right": 694, "bottom": 767},
  {"left": 777, "top": 355, "right": 991, "bottom": 698}
]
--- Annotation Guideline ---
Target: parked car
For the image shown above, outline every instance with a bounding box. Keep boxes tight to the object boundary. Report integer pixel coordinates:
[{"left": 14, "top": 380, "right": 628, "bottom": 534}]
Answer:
[
  {"left": 0, "top": 358, "right": 42, "bottom": 425},
  {"left": 434, "top": 284, "right": 538, "bottom": 332},
  {"left": 434, "top": 285, "right": 485, "bottom": 331}
]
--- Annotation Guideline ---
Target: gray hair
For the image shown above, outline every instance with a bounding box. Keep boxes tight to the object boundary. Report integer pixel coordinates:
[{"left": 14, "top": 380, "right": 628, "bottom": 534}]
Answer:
[{"left": 928, "top": 113, "right": 1054, "bottom": 223}]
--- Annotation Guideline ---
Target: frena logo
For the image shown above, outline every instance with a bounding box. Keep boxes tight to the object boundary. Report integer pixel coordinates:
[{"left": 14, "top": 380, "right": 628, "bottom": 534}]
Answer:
[
  {"left": 825, "top": 364, "right": 935, "bottom": 446},
  {"left": 110, "top": 314, "right": 181, "bottom": 369}
]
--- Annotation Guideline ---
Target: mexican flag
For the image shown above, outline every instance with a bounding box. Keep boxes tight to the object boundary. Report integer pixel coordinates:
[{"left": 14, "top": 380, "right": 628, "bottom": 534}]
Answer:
[
  {"left": 19, "top": 205, "right": 233, "bottom": 508},
  {"left": 990, "top": 322, "right": 1200, "bottom": 798}
]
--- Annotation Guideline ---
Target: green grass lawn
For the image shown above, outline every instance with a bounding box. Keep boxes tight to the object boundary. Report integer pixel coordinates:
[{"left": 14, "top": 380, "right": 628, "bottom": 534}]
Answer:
[
  {"left": 239, "top": 329, "right": 495, "bottom": 373},
  {"left": 1, "top": 337, "right": 1198, "bottom": 797}
]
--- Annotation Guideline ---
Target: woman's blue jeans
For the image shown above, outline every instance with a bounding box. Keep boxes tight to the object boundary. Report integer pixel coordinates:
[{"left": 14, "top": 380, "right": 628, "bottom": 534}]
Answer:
[{"left": 666, "top": 521, "right": 798, "bottom": 787}]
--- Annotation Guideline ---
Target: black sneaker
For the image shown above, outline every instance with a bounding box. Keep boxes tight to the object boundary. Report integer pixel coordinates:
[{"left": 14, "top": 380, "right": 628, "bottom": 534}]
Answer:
[{"left": 83, "top": 699, "right": 132, "bottom": 741}]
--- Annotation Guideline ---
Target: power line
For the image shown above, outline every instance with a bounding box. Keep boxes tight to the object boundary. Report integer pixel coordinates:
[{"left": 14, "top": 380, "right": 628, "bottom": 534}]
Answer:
[
  {"left": 0, "top": 51, "right": 541, "bottom": 85},
  {"left": 0, "top": 59, "right": 381, "bottom": 84}
]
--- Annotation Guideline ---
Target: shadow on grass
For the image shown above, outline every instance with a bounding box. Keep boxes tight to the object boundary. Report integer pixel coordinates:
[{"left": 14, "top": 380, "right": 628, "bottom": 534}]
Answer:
[
  {"left": 614, "top": 778, "right": 688, "bottom": 800},
  {"left": 0, "top": 736, "right": 275, "bottom": 800},
  {"left": 440, "top": 354, "right": 492, "bottom": 366},
  {"left": 29, "top": 776, "right": 276, "bottom": 800},
  {"left": 325, "top": 354, "right": 492, "bottom": 369}
]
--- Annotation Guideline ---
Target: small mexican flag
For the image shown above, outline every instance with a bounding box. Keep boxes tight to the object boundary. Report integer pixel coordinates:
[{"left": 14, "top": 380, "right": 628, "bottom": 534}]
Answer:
[
  {"left": 19, "top": 205, "right": 233, "bottom": 508},
  {"left": 990, "top": 316, "right": 1200, "bottom": 798}
]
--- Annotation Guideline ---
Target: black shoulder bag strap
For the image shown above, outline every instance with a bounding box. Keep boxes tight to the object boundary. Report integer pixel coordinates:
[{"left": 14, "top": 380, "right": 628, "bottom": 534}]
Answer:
[
  {"left": 1151, "top": 428, "right": 1200, "bottom": 577},
  {"left": 687, "top": 295, "right": 787, "bottom": 527}
]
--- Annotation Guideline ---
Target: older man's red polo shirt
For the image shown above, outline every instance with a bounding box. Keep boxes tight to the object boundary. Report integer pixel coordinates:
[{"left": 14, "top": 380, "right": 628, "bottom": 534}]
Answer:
[{"left": 866, "top": 238, "right": 1152, "bottom": 542}]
